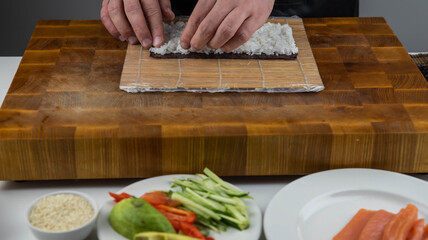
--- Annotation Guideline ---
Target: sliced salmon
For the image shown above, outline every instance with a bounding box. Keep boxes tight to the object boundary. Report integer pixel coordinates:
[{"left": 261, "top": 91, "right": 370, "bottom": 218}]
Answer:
[
  {"left": 424, "top": 224, "right": 428, "bottom": 239},
  {"left": 382, "top": 204, "right": 418, "bottom": 240},
  {"left": 333, "top": 209, "right": 376, "bottom": 240},
  {"left": 407, "top": 219, "right": 425, "bottom": 240},
  {"left": 358, "top": 210, "right": 395, "bottom": 240}
]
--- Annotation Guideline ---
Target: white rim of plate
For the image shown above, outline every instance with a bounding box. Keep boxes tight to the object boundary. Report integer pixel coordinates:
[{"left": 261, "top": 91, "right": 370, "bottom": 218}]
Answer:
[{"left": 263, "top": 168, "right": 428, "bottom": 240}]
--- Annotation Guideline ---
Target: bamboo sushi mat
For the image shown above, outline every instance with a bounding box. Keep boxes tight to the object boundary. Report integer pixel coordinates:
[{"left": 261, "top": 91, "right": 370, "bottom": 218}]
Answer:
[
  {"left": 119, "top": 18, "right": 324, "bottom": 93},
  {"left": 410, "top": 53, "right": 428, "bottom": 81}
]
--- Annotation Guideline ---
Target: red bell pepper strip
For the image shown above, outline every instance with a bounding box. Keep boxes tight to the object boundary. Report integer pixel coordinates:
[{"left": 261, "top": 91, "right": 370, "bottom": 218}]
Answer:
[
  {"left": 155, "top": 208, "right": 183, "bottom": 231},
  {"left": 155, "top": 204, "right": 196, "bottom": 223},
  {"left": 153, "top": 205, "right": 197, "bottom": 234},
  {"left": 156, "top": 208, "right": 188, "bottom": 222},
  {"left": 140, "top": 191, "right": 181, "bottom": 207},
  {"left": 180, "top": 222, "right": 207, "bottom": 240},
  {"left": 108, "top": 192, "right": 131, "bottom": 203}
]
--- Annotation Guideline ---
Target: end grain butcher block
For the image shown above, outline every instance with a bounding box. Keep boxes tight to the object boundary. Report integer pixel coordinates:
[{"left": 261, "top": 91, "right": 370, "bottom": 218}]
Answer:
[{"left": 1, "top": 18, "right": 428, "bottom": 180}]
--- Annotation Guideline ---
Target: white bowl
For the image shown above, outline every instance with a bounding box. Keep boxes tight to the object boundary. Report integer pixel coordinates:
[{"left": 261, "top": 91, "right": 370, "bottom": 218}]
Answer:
[{"left": 26, "top": 190, "right": 98, "bottom": 240}]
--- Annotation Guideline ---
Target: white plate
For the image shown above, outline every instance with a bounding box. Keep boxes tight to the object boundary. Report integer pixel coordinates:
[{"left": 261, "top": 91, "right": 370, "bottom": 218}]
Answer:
[
  {"left": 264, "top": 168, "right": 428, "bottom": 240},
  {"left": 97, "top": 175, "right": 262, "bottom": 240}
]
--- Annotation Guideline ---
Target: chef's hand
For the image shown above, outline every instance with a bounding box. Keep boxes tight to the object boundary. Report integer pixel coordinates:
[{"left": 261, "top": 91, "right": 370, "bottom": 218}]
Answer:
[
  {"left": 180, "top": 0, "right": 275, "bottom": 52},
  {"left": 100, "top": 0, "right": 175, "bottom": 48}
]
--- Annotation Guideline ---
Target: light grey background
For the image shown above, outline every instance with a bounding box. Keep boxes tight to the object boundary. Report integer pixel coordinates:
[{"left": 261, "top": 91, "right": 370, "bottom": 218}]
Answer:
[
  {"left": 360, "top": 0, "right": 428, "bottom": 52},
  {"left": 0, "top": 0, "right": 103, "bottom": 56},
  {"left": 0, "top": 0, "right": 427, "bottom": 56}
]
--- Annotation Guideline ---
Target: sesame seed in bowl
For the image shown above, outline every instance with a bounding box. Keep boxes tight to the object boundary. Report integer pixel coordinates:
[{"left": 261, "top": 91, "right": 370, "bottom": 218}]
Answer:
[{"left": 27, "top": 191, "right": 98, "bottom": 240}]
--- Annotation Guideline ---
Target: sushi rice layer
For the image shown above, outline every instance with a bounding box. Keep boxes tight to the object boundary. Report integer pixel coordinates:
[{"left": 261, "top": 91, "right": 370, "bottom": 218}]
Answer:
[{"left": 150, "top": 21, "right": 298, "bottom": 56}]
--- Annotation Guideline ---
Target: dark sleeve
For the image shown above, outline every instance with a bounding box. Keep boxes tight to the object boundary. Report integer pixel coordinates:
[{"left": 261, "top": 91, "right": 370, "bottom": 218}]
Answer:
[
  {"left": 171, "top": 0, "right": 197, "bottom": 16},
  {"left": 271, "top": 0, "right": 359, "bottom": 17},
  {"left": 170, "top": 0, "right": 359, "bottom": 18}
]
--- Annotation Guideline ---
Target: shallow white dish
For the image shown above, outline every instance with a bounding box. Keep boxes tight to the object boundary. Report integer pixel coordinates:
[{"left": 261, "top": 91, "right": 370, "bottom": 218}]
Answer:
[
  {"left": 26, "top": 190, "right": 98, "bottom": 240},
  {"left": 97, "top": 174, "right": 262, "bottom": 240},
  {"left": 264, "top": 168, "right": 428, "bottom": 240}
]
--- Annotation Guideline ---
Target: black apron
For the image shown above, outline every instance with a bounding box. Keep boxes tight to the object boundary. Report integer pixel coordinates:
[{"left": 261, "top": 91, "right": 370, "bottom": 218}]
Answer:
[{"left": 171, "top": 0, "right": 358, "bottom": 17}]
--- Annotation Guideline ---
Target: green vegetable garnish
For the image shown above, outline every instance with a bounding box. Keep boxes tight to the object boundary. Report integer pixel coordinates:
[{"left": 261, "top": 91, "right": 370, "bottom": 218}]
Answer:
[{"left": 171, "top": 168, "right": 251, "bottom": 231}]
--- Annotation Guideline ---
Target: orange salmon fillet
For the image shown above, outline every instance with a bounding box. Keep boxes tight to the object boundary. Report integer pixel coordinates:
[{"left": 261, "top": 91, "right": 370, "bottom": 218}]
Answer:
[
  {"left": 333, "top": 209, "right": 376, "bottom": 240},
  {"left": 407, "top": 219, "right": 425, "bottom": 240},
  {"left": 424, "top": 223, "right": 428, "bottom": 239},
  {"left": 358, "top": 210, "right": 395, "bottom": 240},
  {"left": 382, "top": 204, "right": 418, "bottom": 240}
]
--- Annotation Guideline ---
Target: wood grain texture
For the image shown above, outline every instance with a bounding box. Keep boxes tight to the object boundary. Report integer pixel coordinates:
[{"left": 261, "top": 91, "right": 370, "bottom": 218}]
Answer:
[
  {"left": 0, "top": 18, "right": 427, "bottom": 180},
  {"left": 120, "top": 19, "right": 324, "bottom": 93}
]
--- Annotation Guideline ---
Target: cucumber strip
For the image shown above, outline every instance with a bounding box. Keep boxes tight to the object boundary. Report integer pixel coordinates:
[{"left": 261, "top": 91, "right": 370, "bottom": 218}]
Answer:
[
  {"left": 171, "top": 192, "right": 221, "bottom": 221},
  {"left": 194, "top": 190, "right": 210, "bottom": 198},
  {"left": 184, "top": 188, "right": 227, "bottom": 212},
  {"left": 195, "top": 173, "right": 208, "bottom": 180},
  {"left": 195, "top": 225, "right": 210, "bottom": 236},
  {"left": 178, "top": 197, "right": 210, "bottom": 219},
  {"left": 201, "top": 178, "right": 221, "bottom": 192},
  {"left": 194, "top": 189, "right": 242, "bottom": 206},
  {"left": 172, "top": 178, "right": 203, "bottom": 191},
  {"left": 188, "top": 178, "right": 219, "bottom": 194},
  {"left": 181, "top": 205, "right": 227, "bottom": 232},
  {"left": 195, "top": 218, "right": 221, "bottom": 233},
  {"left": 179, "top": 205, "right": 210, "bottom": 221},
  {"left": 206, "top": 193, "right": 239, "bottom": 205},
  {"left": 219, "top": 185, "right": 249, "bottom": 198},
  {"left": 233, "top": 197, "right": 248, "bottom": 214},
  {"left": 203, "top": 168, "right": 249, "bottom": 197},
  {"left": 218, "top": 214, "right": 249, "bottom": 230},
  {"left": 170, "top": 169, "right": 252, "bottom": 233},
  {"left": 226, "top": 204, "right": 247, "bottom": 223}
]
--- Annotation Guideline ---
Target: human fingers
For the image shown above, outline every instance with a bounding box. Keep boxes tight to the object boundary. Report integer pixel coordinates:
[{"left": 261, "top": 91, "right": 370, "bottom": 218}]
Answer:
[
  {"left": 189, "top": 1, "right": 235, "bottom": 51},
  {"left": 159, "top": 0, "right": 175, "bottom": 20},
  {"left": 108, "top": 0, "right": 135, "bottom": 42},
  {"left": 100, "top": 0, "right": 120, "bottom": 39},
  {"left": 123, "top": 0, "right": 152, "bottom": 47},
  {"left": 207, "top": 8, "right": 248, "bottom": 49},
  {"left": 221, "top": 16, "right": 262, "bottom": 52},
  {"left": 140, "top": 0, "right": 164, "bottom": 47},
  {"left": 180, "top": 0, "right": 216, "bottom": 49}
]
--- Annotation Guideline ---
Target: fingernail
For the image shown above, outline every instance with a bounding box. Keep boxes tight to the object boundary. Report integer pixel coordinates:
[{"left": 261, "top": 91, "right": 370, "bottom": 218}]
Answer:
[
  {"left": 180, "top": 41, "right": 190, "bottom": 49},
  {"left": 142, "top": 38, "right": 152, "bottom": 48},
  {"left": 128, "top": 36, "right": 138, "bottom": 44},
  {"left": 118, "top": 35, "right": 126, "bottom": 42},
  {"left": 153, "top": 36, "right": 163, "bottom": 47},
  {"left": 191, "top": 44, "right": 201, "bottom": 51}
]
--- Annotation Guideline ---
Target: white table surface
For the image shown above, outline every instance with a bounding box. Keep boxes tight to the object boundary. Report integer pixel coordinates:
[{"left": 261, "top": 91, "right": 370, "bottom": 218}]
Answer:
[{"left": 1, "top": 57, "right": 427, "bottom": 240}]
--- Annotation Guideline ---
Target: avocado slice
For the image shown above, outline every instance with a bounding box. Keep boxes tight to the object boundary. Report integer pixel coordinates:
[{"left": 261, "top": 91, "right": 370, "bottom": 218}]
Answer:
[
  {"left": 133, "top": 232, "right": 199, "bottom": 240},
  {"left": 109, "top": 197, "right": 175, "bottom": 239}
]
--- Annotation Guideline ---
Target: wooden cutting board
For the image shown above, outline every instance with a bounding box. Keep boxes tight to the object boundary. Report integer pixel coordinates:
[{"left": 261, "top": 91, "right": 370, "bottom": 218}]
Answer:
[
  {"left": 120, "top": 18, "right": 324, "bottom": 93},
  {"left": 0, "top": 18, "right": 427, "bottom": 180}
]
